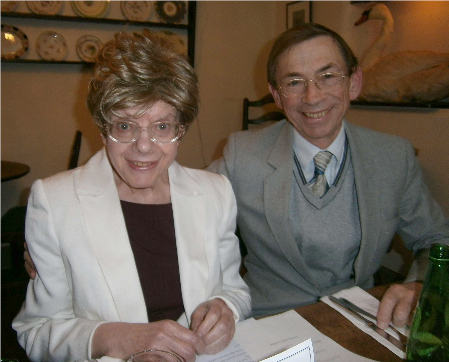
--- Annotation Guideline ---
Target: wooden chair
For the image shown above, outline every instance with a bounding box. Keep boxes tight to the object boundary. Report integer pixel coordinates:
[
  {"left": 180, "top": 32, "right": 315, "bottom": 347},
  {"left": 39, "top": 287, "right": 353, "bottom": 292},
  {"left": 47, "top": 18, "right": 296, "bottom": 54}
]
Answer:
[
  {"left": 243, "top": 94, "right": 284, "bottom": 130},
  {"left": 68, "top": 130, "right": 82, "bottom": 170}
]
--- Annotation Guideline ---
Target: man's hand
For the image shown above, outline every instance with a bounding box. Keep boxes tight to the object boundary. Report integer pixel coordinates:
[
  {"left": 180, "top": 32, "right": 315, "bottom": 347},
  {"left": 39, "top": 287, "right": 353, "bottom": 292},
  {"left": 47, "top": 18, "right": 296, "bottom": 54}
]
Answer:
[
  {"left": 190, "top": 298, "right": 236, "bottom": 355},
  {"left": 377, "top": 282, "right": 422, "bottom": 329},
  {"left": 93, "top": 320, "right": 206, "bottom": 361},
  {"left": 24, "top": 241, "right": 37, "bottom": 279}
]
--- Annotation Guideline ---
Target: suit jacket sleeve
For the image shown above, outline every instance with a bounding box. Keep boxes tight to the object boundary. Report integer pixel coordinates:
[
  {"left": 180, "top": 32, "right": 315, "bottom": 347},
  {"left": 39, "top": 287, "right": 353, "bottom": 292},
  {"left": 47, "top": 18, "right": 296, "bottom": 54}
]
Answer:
[
  {"left": 207, "top": 175, "right": 251, "bottom": 320},
  {"left": 12, "top": 179, "right": 103, "bottom": 362},
  {"left": 206, "top": 137, "right": 253, "bottom": 318},
  {"left": 394, "top": 139, "right": 449, "bottom": 281}
]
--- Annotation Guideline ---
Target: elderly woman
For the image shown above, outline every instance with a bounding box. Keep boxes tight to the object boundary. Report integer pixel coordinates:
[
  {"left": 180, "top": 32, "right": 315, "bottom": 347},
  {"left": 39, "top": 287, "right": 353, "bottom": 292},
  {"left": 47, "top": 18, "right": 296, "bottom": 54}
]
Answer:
[{"left": 12, "top": 30, "right": 251, "bottom": 362}]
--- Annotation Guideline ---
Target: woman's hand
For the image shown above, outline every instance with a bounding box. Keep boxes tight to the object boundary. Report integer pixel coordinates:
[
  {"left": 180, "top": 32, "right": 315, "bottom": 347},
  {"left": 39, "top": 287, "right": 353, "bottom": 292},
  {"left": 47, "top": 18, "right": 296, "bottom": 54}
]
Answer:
[
  {"left": 92, "top": 321, "right": 206, "bottom": 362},
  {"left": 190, "top": 298, "right": 236, "bottom": 355},
  {"left": 24, "top": 242, "right": 235, "bottom": 357}
]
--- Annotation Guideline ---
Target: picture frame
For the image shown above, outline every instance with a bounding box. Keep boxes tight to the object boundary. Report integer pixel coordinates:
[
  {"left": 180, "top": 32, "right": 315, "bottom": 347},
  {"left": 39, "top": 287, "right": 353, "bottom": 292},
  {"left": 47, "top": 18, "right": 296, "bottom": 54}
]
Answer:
[{"left": 286, "top": 1, "right": 311, "bottom": 29}]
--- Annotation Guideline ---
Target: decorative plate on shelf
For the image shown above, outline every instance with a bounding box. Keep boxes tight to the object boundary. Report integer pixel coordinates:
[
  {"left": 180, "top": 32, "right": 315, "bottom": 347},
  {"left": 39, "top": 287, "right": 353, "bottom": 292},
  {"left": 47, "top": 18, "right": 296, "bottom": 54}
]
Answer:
[
  {"left": 1, "top": 24, "right": 29, "bottom": 60},
  {"left": 76, "top": 35, "right": 102, "bottom": 62},
  {"left": 27, "top": 1, "right": 63, "bottom": 15},
  {"left": 36, "top": 31, "right": 67, "bottom": 61},
  {"left": 1, "top": 1, "right": 19, "bottom": 12},
  {"left": 155, "top": 1, "right": 187, "bottom": 24},
  {"left": 120, "top": 1, "right": 152, "bottom": 22},
  {"left": 71, "top": 1, "right": 110, "bottom": 18}
]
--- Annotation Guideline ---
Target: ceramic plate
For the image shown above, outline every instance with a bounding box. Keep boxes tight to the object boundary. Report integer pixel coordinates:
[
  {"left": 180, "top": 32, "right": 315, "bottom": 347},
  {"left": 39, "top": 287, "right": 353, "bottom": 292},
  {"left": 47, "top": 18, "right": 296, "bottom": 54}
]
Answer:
[
  {"left": 1, "top": 1, "right": 19, "bottom": 12},
  {"left": 27, "top": 1, "right": 63, "bottom": 15},
  {"left": 155, "top": 1, "right": 187, "bottom": 24},
  {"left": 1, "top": 24, "right": 29, "bottom": 60},
  {"left": 76, "top": 34, "right": 102, "bottom": 62},
  {"left": 71, "top": 1, "right": 110, "bottom": 18},
  {"left": 36, "top": 31, "right": 67, "bottom": 61},
  {"left": 120, "top": 1, "right": 152, "bottom": 22}
]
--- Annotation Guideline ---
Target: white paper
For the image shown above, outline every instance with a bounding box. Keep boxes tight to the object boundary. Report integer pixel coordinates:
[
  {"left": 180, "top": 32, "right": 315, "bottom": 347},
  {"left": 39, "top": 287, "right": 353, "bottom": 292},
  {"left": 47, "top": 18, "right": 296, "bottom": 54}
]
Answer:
[
  {"left": 320, "top": 286, "right": 407, "bottom": 359},
  {"left": 197, "top": 310, "right": 374, "bottom": 362},
  {"left": 196, "top": 340, "right": 253, "bottom": 362},
  {"left": 235, "top": 310, "right": 374, "bottom": 362},
  {"left": 261, "top": 338, "right": 313, "bottom": 362}
]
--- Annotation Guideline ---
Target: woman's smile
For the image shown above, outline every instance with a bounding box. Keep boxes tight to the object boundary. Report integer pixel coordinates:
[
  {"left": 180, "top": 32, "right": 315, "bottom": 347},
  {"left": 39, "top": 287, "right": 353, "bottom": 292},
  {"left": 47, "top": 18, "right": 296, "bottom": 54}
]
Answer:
[{"left": 129, "top": 160, "right": 157, "bottom": 168}]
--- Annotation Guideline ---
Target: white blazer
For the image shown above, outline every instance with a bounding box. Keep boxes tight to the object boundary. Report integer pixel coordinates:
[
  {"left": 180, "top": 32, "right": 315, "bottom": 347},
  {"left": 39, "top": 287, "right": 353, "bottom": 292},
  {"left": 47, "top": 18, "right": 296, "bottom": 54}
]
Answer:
[{"left": 13, "top": 149, "right": 251, "bottom": 362}]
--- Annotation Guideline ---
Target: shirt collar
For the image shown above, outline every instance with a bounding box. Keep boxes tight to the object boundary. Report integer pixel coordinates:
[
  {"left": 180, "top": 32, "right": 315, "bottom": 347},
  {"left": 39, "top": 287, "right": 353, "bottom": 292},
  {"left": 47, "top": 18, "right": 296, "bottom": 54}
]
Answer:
[{"left": 293, "top": 121, "right": 346, "bottom": 180}]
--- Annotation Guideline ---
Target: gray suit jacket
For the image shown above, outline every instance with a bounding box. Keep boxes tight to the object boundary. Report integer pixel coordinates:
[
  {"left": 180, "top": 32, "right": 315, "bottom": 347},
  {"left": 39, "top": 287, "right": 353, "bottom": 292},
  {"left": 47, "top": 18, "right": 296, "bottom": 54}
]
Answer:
[{"left": 208, "top": 120, "right": 449, "bottom": 317}]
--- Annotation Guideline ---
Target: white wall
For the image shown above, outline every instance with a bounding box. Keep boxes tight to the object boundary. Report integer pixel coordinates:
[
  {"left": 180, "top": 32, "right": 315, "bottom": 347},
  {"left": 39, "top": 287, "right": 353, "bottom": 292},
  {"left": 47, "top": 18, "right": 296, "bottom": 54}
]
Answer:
[{"left": 2, "top": 1, "right": 449, "bottom": 219}]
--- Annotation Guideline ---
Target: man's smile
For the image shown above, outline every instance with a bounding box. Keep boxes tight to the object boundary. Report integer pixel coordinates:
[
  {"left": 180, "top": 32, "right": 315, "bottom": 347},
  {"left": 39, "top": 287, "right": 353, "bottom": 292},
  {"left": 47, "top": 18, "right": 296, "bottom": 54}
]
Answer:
[{"left": 303, "top": 108, "right": 331, "bottom": 119}]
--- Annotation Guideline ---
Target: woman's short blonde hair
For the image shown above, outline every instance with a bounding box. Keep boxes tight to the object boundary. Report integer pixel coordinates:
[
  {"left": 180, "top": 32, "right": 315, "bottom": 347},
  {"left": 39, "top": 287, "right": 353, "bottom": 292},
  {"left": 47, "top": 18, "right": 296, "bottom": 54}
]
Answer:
[{"left": 87, "top": 30, "right": 198, "bottom": 133}]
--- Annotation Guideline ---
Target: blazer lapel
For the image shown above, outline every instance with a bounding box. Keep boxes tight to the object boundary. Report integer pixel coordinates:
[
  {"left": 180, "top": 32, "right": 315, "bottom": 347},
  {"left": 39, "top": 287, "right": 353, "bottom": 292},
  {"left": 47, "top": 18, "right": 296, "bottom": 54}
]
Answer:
[
  {"left": 77, "top": 149, "right": 147, "bottom": 323},
  {"left": 264, "top": 123, "right": 319, "bottom": 286},
  {"left": 169, "top": 162, "right": 208, "bottom": 324},
  {"left": 345, "top": 122, "right": 382, "bottom": 283}
]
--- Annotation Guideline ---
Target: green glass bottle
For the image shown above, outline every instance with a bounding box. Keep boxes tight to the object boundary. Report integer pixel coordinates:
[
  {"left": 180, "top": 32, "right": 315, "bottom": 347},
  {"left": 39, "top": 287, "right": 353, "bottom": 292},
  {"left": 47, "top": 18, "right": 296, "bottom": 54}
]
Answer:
[{"left": 406, "top": 243, "right": 449, "bottom": 361}]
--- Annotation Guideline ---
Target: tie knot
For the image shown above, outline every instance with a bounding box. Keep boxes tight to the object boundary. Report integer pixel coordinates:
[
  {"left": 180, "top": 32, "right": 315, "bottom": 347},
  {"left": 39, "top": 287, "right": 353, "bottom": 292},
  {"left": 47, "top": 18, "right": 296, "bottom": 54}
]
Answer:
[{"left": 313, "top": 151, "right": 333, "bottom": 174}]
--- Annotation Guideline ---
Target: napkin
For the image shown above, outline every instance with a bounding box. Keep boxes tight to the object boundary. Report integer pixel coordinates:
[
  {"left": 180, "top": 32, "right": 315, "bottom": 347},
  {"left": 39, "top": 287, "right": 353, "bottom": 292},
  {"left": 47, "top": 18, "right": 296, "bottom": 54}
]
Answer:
[{"left": 320, "top": 286, "right": 408, "bottom": 359}]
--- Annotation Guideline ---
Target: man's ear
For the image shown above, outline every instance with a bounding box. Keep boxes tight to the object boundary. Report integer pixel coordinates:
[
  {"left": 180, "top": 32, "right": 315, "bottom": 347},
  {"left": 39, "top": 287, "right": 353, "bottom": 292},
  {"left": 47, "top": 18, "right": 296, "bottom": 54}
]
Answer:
[
  {"left": 349, "top": 66, "right": 363, "bottom": 100},
  {"left": 269, "top": 84, "right": 284, "bottom": 110}
]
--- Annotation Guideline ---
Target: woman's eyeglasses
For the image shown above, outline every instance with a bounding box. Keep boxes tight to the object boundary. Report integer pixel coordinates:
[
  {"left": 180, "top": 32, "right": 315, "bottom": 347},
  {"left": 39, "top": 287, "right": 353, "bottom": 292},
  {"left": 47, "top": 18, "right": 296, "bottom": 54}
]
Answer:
[{"left": 105, "top": 120, "right": 185, "bottom": 144}]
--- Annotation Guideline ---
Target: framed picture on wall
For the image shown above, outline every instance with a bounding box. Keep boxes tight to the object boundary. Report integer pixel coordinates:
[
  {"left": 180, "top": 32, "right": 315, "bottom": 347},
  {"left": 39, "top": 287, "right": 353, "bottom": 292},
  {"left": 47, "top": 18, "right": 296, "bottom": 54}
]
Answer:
[{"left": 286, "top": 1, "right": 311, "bottom": 29}]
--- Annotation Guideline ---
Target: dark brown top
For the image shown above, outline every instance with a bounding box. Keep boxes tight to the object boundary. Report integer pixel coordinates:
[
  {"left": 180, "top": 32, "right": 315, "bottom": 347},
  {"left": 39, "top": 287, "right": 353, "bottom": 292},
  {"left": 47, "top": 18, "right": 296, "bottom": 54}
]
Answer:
[{"left": 120, "top": 201, "right": 184, "bottom": 322}]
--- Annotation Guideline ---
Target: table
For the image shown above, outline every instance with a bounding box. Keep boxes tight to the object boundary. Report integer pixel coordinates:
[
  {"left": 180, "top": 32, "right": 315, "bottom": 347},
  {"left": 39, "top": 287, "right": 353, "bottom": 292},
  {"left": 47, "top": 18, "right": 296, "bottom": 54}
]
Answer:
[
  {"left": 295, "top": 285, "right": 403, "bottom": 361},
  {"left": 1, "top": 161, "right": 30, "bottom": 182}
]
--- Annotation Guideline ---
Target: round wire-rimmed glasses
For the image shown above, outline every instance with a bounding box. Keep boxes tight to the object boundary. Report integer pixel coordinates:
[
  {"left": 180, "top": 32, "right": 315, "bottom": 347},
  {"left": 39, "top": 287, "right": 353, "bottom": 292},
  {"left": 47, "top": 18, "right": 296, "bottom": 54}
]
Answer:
[
  {"left": 277, "top": 72, "right": 347, "bottom": 98},
  {"left": 105, "top": 120, "right": 185, "bottom": 144},
  {"left": 126, "top": 349, "right": 186, "bottom": 362}
]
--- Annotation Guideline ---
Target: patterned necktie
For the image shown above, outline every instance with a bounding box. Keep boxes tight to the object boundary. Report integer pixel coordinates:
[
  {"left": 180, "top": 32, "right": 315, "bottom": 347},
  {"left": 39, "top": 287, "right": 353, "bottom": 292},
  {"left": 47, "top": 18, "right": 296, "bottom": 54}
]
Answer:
[{"left": 309, "top": 151, "right": 333, "bottom": 198}]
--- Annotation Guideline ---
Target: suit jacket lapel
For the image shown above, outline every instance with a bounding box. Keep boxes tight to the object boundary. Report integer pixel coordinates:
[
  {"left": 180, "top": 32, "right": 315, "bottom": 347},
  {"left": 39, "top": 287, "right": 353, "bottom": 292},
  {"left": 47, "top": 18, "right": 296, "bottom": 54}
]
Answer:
[
  {"left": 169, "top": 162, "right": 207, "bottom": 324},
  {"left": 77, "top": 148, "right": 148, "bottom": 323},
  {"left": 345, "top": 122, "right": 381, "bottom": 283},
  {"left": 264, "top": 123, "right": 319, "bottom": 286}
]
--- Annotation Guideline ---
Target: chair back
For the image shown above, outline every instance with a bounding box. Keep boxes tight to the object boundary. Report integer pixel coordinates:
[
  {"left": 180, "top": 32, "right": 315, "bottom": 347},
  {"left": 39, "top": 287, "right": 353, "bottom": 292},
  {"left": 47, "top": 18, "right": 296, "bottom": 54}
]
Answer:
[
  {"left": 243, "top": 94, "right": 284, "bottom": 130},
  {"left": 68, "top": 130, "right": 82, "bottom": 170}
]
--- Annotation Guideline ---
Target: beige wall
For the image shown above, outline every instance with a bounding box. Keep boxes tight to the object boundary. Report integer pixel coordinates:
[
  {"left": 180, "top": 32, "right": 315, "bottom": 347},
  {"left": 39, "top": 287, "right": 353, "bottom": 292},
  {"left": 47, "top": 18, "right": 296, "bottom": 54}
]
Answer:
[{"left": 2, "top": 1, "right": 449, "bottom": 218}]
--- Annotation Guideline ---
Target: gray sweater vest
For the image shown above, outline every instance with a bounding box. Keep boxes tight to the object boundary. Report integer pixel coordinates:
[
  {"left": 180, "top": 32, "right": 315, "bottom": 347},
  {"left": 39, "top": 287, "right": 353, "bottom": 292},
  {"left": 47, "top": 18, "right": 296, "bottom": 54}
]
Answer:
[{"left": 290, "top": 152, "right": 362, "bottom": 290}]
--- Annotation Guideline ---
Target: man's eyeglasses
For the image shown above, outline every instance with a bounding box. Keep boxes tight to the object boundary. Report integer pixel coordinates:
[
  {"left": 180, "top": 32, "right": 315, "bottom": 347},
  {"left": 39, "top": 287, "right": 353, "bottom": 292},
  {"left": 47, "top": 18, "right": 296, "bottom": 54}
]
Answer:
[
  {"left": 105, "top": 120, "right": 185, "bottom": 144},
  {"left": 277, "top": 72, "right": 347, "bottom": 98}
]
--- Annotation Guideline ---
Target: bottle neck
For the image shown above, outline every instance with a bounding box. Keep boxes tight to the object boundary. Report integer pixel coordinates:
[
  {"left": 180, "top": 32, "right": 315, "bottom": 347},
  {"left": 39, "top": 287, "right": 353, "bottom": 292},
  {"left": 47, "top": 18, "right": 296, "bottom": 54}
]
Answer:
[
  {"left": 422, "top": 244, "right": 449, "bottom": 291},
  {"left": 429, "top": 243, "right": 449, "bottom": 261}
]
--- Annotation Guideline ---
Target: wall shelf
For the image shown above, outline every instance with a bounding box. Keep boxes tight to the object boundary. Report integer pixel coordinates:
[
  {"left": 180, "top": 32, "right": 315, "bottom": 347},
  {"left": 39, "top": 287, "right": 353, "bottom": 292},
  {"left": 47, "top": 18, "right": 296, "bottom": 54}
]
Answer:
[
  {"left": 351, "top": 100, "right": 449, "bottom": 109},
  {"left": 1, "top": 59, "right": 94, "bottom": 65},
  {"left": 1, "top": 2, "right": 196, "bottom": 65},
  {"left": 1, "top": 11, "right": 189, "bottom": 28}
]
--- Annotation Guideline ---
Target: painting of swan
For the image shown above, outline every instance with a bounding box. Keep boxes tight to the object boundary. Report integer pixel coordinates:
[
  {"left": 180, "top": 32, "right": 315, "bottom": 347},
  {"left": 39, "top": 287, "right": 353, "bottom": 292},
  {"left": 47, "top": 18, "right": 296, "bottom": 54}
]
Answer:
[{"left": 354, "top": 3, "right": 449, "bottom": 103}]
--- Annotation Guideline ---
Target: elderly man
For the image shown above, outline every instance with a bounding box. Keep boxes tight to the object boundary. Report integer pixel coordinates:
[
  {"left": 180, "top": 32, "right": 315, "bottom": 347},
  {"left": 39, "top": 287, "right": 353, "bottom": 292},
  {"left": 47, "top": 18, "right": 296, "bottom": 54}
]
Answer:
[{"left": 207, "top": 23, "right": 449, "bottom": 329}]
